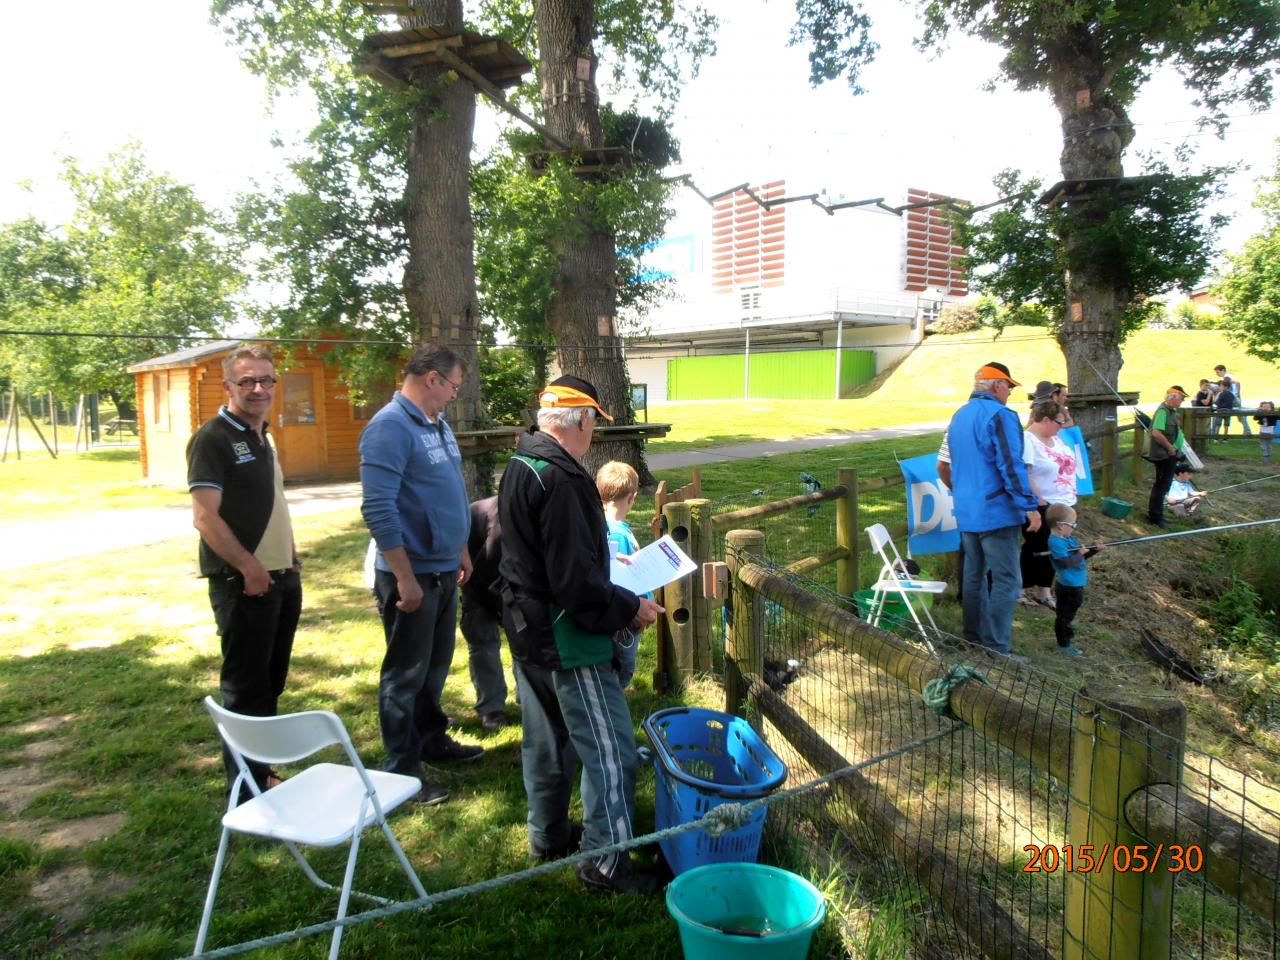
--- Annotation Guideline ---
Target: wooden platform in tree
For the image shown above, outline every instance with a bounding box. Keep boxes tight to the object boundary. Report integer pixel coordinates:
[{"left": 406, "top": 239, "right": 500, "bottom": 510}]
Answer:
[
  {"left": 453, "top": 421, "right": 672, "bottom": 456},
  {"left": 357, "top": 26, "right": 531, "bottom": 90},
  {"left": 525, "top": 146, "right": 633, "bottom": 177},
  {"left": 1038, "top": 174, "right": 1168, "bottom": 209}
]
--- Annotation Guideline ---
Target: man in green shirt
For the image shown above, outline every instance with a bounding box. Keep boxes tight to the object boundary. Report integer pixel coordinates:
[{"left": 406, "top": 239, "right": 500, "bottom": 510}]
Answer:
[{"left": 1147, "top": 386, "right": 1188, "bottom": 527}]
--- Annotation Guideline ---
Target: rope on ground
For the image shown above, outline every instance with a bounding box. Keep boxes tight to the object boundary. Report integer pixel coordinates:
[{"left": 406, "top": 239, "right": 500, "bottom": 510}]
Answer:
[
  {"left": 185, "top": 723, "right": 960, "bottom": 960},
  {"left": 922, "top": 665, "right": 987, "bottom": 719}
]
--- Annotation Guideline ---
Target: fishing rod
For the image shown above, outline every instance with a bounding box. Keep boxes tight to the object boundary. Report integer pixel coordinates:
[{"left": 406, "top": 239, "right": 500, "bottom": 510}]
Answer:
[
  {"left": 1205, "top": 473, "right": 1280, "bottom": 494},
  {"left": 1035, "top": 516, "right": 1280, "bottom": 554}
]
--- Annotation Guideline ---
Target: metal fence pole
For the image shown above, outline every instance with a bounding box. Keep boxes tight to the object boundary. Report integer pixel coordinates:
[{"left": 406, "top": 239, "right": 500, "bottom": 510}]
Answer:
[{"left": 724, "top": 528, "right": 765, "bottom": 717}]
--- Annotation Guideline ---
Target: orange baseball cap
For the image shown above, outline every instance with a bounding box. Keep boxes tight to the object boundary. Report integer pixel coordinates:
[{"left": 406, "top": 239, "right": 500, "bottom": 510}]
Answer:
[
  {"left": 538, "top": 375, "right": 614, "bottom": 421},
  {"left": 976, "top": 362, "right": 1020, "bottom": 387}
]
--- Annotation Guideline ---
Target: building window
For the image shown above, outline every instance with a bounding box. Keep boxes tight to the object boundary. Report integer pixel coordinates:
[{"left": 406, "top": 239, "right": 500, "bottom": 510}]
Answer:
[{"left": 152, "top": 372, "right": 170, "bottom": 432}]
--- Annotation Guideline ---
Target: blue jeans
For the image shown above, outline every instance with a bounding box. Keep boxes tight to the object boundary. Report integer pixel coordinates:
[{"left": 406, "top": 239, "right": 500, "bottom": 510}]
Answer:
[
  {"left": 373, "top": 569, "right": 458, "bottom": 778},
  {"left": 961, "top": 525, "right": 1023, "bottom": 654}
]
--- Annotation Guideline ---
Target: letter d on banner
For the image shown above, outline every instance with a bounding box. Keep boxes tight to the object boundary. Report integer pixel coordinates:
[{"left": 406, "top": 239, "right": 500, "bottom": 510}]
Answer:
[{"left": 899, "top": 453, "right": 961, "bottom": 555}]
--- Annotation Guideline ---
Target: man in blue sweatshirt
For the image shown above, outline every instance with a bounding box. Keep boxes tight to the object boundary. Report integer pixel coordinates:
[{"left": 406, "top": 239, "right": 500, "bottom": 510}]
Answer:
[
  {"left": 947, "top": 362, "right": 1040, "bottom": 658},
  {"left": 360, "top": 343, "right": 481, "bottom": 806}
]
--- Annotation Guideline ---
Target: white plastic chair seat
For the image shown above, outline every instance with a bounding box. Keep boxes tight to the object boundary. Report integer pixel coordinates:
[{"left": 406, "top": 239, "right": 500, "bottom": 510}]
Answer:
[
  {"left": 223, "top": 763, "right": 423, "bottom": 846},
  {"left": 869, "top": 578, "right": 947, "bottom": 595}
]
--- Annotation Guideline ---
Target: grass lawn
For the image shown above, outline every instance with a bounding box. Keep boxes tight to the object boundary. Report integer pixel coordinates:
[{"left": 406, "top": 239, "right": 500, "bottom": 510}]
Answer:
[
  {"left": 2, "top": 408, "right": 1274, "bottom": 958},
  {"left": 0, "top": 428, "right": 947, "bottom": 959},
  {"left": 645, "top": 399, "right": 949, "bottom": 451},
  {"left": 0, "top": 448, "right": 186, "bottom": 522}
]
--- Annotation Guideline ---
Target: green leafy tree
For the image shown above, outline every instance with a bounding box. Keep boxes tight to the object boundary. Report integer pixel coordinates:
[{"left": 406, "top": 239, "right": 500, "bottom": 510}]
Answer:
[
  {"left": 0, "top": 146, "right": 242, "bottom": 416},
  {"left": 791, "top": 0, "right": 1280, "bottom": 432},
  {"left": 214, "top": 0, "right": 711, "bottom": 482},
  {"left": 1216, "top": 151, "right": 1280, "bottom": 361},
  {"left": 959, "top": 160, "right": 1227, "bottom": 345}
]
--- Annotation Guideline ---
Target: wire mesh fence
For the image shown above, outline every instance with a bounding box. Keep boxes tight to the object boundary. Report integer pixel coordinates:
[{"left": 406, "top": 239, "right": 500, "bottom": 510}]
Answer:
[{"left": 728, "top": 553, "right": 1280, "bottom": 960}]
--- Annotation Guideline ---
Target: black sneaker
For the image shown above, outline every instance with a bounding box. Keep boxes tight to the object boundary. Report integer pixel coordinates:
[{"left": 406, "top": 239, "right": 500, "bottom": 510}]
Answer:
[
  {"left": 408, "top": 780, "right": 449, "bottom": 806},
  {"left": 575, "top": 855, "right": 663, "bottom": 894},
  {"left": 423, "top": 735, "right": 484, "bottom": 762},
  {"left": 529, "top": 822, "right": 583, "bottom": 863},
  {"left": 1147, "top": 516, "right": 1169, "bottom": 527},
  {"left": 480, "top": 710, "right": 507, "bottom": 733}
]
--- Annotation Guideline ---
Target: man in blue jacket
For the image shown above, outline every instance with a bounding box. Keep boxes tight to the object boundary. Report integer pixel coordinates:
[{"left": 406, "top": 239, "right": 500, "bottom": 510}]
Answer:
[
  {"left": 947, "top": 362, "right": 1040, "bottom": 658},
  {"left": 360, "top": 343, "right": 481, "bottom": 806}
]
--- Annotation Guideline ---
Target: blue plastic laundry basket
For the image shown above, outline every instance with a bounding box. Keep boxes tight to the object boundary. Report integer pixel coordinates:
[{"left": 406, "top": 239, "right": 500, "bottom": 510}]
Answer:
[{"left": 643, "top": 707, "right": 787, "bottom": 876}]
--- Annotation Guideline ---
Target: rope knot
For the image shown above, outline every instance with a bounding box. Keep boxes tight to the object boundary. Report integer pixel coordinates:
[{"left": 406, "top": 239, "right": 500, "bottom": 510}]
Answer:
[
  {"left": 922, "top": 665, "right": 987, "bottom": 718},
  {"left": 703, "top": 802, "right": 754, "bottom": 836}
]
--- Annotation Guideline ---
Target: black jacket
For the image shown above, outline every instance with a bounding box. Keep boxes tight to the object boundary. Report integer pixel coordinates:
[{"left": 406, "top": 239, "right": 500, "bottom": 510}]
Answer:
[
  {"left": 496, "top": 428, "right": 640, "bottom": 670},
  {"left": 461, "top": 496, "right": 503, "bottom": 616}
]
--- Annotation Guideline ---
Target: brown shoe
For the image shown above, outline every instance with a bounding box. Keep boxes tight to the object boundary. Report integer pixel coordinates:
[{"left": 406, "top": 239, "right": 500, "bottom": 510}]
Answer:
[{"left": 480, "top": 710, "right": 507, "bottom": 732}]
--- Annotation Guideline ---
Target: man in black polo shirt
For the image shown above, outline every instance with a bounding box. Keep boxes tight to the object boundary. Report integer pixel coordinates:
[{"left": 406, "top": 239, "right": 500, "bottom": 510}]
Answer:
[{"left": 188, "top": 343, "right": 302, "bottom": 802}]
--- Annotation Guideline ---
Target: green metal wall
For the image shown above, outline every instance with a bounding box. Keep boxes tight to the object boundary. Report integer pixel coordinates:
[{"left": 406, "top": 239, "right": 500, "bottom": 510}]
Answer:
[{"left": 666, "top": 348, "right": 876, "bottom": 400}]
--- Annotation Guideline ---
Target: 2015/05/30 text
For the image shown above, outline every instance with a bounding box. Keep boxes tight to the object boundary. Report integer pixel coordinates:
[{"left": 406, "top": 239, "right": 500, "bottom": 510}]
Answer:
[{"left": 1023, "top": 844, "right": 1204, "bottom": 874}]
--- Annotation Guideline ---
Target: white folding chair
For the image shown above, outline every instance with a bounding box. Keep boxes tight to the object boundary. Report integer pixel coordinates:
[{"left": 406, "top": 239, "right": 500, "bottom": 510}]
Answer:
[
  {"left": 865, "top": 523, "right": 946, "bottom": 652},
  {"left": 195, "top": 697, "right": 428, "bottom": 960}
]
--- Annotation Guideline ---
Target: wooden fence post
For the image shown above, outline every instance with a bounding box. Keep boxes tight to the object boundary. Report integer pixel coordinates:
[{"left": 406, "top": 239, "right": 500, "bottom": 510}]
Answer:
[
  {"left": 1101, "top": 416, "right": 1116, "bottom": 498},
  {"left": 1131, "top": 414, "right": 1145, "bottom": 487},
  {"left": 1063, "top": 689, "right": 1186, "bottom": 960},
  {"left": 836, "top": 467, "right": 859, "bottom": 597},
  {"left": 724, "top": 528, "right": 766, "bottom": 717},
  {"left": 687, "top": 498, "right": 714, "bottom": 670},
  {"left": 661, "top": 500, "right": 695, "bottom": 687}
]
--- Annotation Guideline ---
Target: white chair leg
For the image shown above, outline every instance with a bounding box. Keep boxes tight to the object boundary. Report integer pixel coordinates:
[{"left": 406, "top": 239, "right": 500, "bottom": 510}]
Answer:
[
  {"left": 283, "top": 840, "right": 336, "bottom": 892},
  {"left": 329, "top": 828, "right": 365, "bottom": 960},
  {"left": 379, "top": 820, "right": 429, "bottom": 900},
  {"left": 194, "top": 828, "right": 232, "bottom": 955}
]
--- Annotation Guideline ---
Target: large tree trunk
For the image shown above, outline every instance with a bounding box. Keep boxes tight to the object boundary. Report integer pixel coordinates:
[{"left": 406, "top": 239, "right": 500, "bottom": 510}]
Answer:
[
  {"left": 1052, "top": 63, "right": 1136, "bottom": 440},
  {"left": 401, "top": 2, "right": 484, "bottom": 495},
  {"left": 535, "top": 0, "right": 652, "bottom": 485}
]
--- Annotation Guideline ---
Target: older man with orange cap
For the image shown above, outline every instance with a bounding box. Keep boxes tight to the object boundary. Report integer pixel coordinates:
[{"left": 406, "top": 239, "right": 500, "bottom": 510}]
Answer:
[
  {"left": 497, "top": 374, "right": 666, "bottom": 893},
  {"left": 947, "top": 362, "right": 1041, "bottom": 660}
]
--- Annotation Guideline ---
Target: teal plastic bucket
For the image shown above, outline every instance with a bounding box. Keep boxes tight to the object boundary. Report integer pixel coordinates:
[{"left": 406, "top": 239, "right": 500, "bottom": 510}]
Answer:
[{"left": 666, "top": 862, "right": 826, "bottom": 960}]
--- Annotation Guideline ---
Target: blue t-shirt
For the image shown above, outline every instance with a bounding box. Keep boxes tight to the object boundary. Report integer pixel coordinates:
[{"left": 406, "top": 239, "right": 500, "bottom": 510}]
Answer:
[
  {"left": 606, "top": 518, "right": 651, "bottom": 600},
  {"left": 1048, "top": 534, "right": 1088, "bottom": 588}
]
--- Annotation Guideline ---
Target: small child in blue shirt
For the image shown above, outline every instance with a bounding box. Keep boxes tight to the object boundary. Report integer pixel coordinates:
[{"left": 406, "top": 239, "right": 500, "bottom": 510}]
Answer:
[
  {"left": 597, "top": 460, "right": 647, "bottom": 688},
  {"left": 1045, "top": 503, "right": 1105, "bottom": 657}
]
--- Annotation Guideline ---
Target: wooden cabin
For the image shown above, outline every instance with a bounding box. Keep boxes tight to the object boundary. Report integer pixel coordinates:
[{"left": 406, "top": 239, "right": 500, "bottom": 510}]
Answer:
[{"left": 127, "top": 340, "right": 376, "bottom": 487}]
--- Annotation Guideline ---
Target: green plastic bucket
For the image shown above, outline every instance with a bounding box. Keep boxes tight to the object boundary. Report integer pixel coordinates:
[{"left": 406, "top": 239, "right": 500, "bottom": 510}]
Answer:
[
  {"left": 1100, "top": 496, "right": 1132, "bottom": 519},
  {"left": 852, "top": 588, "right": 931, "bottom": 626},
  {"left": 666, "top": 862, "right": 826, "bottom": 960}
]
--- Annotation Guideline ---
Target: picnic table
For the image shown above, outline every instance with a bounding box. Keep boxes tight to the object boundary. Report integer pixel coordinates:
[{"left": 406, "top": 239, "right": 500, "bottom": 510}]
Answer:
[{"left": 105, "top": 418, "right": 138, "bottom": 436}]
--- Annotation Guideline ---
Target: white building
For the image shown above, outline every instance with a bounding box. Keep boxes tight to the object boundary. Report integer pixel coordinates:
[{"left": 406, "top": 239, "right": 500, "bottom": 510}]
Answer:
[{"left": 625, "top": 179, "right": 971, "bottom": 401}]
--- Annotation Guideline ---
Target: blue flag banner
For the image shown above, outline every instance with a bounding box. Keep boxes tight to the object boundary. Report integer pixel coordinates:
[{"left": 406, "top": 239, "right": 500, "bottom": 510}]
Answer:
[
  {"left": 1058, "top": 426, "right": 1094, "bottom": 497},
  {"left": 898, "top": 453, "right": 960, "bottom": 555}
]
